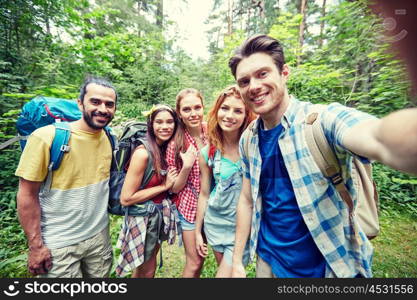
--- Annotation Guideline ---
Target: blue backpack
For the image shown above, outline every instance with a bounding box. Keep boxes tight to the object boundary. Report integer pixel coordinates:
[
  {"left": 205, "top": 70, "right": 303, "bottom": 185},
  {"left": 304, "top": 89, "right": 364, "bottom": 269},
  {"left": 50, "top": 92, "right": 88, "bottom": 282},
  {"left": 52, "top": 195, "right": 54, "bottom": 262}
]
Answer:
[
  {"left": 15, "top": 96, "right": 154, "bottom": 217},
  {"left": 16, "top": 95, "right": 116, "bottom": 174}
]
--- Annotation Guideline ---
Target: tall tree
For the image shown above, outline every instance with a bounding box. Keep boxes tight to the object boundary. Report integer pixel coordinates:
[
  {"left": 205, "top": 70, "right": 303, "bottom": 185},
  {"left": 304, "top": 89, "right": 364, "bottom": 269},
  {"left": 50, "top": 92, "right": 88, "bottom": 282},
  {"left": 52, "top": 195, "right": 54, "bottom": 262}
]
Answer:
[
  {"left": 227, "top": 0, "right": 234, "bottom": 36},
  {"left": 318, "top": 0, "right": 327, "bottom": 48},
  {"left": 297, "top": 0, "right": 308, "bottom": 66},
  {"left": 156, "top": 0, "right": 163, "bottom": 29}
]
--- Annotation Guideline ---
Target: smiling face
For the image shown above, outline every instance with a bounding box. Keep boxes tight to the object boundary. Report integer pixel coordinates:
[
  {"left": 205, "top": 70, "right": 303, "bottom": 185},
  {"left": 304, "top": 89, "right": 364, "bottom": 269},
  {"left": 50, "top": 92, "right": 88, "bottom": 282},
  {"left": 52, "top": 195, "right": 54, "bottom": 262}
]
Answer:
[
  {"left": 217, "top": 96, "right": 246, "bottom": 133},
  {"left": 78, "top": 83, "right": 116, "bottom": 131},
  {"left": 153, "top": 110, "right": 176, "bottom": 145},
  {"left": 178, "top": 94, "right": 204, "bottom": 130},
  {"left": 235, "top": 52, "right": 289, "bottom": 118}
]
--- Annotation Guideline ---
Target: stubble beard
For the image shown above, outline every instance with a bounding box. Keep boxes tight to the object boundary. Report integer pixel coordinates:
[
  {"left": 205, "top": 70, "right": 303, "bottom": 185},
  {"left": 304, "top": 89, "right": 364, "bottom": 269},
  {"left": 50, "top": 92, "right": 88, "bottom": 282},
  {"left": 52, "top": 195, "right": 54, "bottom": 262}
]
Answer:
[{"left": 83, "top": 110, "right": 113, "bottom": 130}]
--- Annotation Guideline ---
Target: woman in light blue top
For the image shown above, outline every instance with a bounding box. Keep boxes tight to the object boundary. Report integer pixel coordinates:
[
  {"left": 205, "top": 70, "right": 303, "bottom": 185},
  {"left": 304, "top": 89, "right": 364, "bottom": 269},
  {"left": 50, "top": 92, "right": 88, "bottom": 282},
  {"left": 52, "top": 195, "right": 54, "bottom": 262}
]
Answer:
[{"left": 195, "top": 85, "right": 256, "bottom": 277}]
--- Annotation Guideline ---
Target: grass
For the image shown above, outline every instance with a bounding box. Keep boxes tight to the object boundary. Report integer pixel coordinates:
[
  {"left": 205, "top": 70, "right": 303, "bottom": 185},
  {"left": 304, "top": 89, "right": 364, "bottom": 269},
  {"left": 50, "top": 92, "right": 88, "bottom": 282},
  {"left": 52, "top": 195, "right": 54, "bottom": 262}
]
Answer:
[
  {"left": 1, "top": 207, "right": 416, "bottom": 278},
  {"left": 372, "top": 210, "right": 417, "bottom": 278},
  {"left": 108, "top": 209, "right": 417, "bottom": 278}
]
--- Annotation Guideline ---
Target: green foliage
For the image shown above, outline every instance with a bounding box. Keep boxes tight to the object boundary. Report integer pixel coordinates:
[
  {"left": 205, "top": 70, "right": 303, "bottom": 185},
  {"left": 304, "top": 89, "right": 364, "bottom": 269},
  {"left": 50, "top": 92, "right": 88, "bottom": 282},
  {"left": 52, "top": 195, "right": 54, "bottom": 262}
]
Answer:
[
  {"left": 0, "top": 146, "right": 26, "bottom": 278},
  {"left": 0, "top": 0, "right": 416, "bottom": 278},
  {"left": 372, "top": 163, "right": 417, "bottom": 214},
  {"left": 288, "top": 63, "right": 346, "bottom": 104},
  {"left": 202, "top": 31, "right": 246, "bottom": 104},
  {"left": 316, "top": 0, "right": 411, "bottom": 115},
  {"left": 269, "top": 13, "right": 302, "bottom": 66}
]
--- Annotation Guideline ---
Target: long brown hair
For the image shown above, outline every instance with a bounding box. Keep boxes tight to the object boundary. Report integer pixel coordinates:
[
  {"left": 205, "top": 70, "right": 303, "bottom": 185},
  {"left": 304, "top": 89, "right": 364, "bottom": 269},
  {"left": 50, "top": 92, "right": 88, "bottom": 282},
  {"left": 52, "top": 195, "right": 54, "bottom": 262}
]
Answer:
[
  {"left": 207, "top": 85, "right": 256, "bottom": 154},
  {"left": 146, "top": 104, "right": 179, "bottom": 180},
  {"left": 172, "top": 88, "right": 205, "bottom": 158}
]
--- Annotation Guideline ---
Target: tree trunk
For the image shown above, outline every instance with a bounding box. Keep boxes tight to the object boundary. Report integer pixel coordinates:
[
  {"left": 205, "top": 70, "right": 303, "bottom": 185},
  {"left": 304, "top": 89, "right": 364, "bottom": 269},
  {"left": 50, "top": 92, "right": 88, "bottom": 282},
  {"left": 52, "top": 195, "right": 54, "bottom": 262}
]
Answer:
[
  {"left": 137, "top": 0, "right": 142, "bottom": 37},
  {"left": 156, "top": 0, "right": 163, "bottom": 30},
  {"left": 14, "top": 12, "right": 20, "bottom": 55},
  {"left": 155, "top": 0, "right": 164, "bottom": 63},
  {"left": 247, "top": 5, "right": 251, "bottom": 34},
  {"left": 227, "top": 0, "right": 233, "bottom": 35},
  {"left": 258, "top": 0, "right": 265, "bottom": 32},
  {"left": 318, "top": 0, "right": 326, "bottom": 48},
  {"left": 259, "top": 0, "right": 265, "bottom": 18},
  {"left": 297, "top": 0, "right": 308, "bottom": 66}
]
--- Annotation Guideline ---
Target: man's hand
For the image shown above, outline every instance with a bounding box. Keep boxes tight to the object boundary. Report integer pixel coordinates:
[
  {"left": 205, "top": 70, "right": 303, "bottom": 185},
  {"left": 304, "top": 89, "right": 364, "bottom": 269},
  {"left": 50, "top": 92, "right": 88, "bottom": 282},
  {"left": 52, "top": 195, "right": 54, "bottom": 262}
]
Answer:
[{"left": 28, "top": 245, "right": 52, "bottom": 275}]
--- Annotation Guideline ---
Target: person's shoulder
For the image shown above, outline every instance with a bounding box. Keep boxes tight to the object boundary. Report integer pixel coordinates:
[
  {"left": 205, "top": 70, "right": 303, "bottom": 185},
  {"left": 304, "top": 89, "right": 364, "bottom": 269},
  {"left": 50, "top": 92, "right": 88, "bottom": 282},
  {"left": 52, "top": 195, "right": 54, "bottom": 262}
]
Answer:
[
  {"left": 33, "top": 124, "right": 55, "bottom": 135},
  {"left": 131, "top": 145, "right": 149, "bottom": 162},
  {"left": 29, "top": 124, "right": 55, "bottom": 145},
  {"left": 322, "top": 102, "right": 369, "bottom": 118}
]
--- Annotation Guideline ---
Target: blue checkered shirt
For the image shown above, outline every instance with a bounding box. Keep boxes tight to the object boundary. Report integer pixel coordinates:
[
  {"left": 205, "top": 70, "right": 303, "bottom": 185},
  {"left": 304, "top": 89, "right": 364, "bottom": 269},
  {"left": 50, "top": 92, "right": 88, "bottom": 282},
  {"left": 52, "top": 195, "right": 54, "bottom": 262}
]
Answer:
[{"left": 239, "top": 98, "right": 376, "bottom": 278}]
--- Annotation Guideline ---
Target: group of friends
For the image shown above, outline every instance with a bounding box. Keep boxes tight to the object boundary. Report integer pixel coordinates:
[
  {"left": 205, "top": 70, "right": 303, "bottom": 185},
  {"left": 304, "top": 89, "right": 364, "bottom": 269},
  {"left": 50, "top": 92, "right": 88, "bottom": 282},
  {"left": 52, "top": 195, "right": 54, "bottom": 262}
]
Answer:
[{"left": 15, "top": 34, "right": 417, "bottom": 278}]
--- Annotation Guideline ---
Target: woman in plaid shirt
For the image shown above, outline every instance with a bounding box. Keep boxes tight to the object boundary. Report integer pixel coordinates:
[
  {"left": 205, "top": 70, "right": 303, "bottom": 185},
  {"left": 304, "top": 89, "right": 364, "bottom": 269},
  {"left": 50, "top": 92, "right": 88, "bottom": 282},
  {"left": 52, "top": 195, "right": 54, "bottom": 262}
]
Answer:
[{"left": 166, "top": 88, "right": 208, "bottom": 278}]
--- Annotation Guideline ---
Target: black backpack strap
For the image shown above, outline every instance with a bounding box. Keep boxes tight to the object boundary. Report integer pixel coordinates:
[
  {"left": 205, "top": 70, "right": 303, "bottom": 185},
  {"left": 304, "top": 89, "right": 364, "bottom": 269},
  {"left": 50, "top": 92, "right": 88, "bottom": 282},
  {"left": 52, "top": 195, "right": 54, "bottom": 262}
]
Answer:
[
  {"left": 104, "top": 126, "right": 118, "bottom": 171},
  {"left": 139, "top": 139, "right": 155, "bottom": 189},
  {"left": 104, "top": 126, "right": 117, "bottom": 150}
]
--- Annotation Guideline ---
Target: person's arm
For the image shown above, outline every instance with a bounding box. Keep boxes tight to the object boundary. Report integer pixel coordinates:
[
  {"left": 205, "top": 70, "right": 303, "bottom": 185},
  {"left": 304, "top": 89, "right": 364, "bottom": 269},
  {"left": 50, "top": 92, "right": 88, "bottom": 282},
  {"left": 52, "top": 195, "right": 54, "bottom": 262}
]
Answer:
[
  {"left": 195, "top": 153, "right": 211, "bottom": 258},
  {"left": 120, "top": 147, "right": 177, "bottom": 206},
  {"left": 342, "top": 108, "right": 417, "bottom": 175},
  {"left": 17, "top": 178, "right": 52, "bottom": 275},
  {"left": 231, "top": 176, "right": 253, "bottom": 278},
  {"left": 171, "top": 144, "right": 198, "bottom": 193}
]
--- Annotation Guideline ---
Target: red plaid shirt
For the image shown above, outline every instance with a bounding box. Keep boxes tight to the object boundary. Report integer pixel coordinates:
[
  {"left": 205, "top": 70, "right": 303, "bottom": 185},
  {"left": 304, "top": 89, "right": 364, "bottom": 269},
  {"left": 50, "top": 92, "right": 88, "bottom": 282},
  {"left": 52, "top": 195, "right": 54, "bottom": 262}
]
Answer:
[{"left": 166, "top": 126, "right": 207, "bottom": 223}]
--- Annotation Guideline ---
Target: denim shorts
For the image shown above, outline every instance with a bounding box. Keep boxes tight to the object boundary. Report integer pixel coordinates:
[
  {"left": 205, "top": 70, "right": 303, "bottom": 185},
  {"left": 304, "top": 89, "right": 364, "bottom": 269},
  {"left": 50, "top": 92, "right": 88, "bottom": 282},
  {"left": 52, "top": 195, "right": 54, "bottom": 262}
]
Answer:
[
  {"left": 178, "top": 210, "right": 195, "bottom": 231},
  {"left": 211, "top": 244, "right": 250, "bottom": 267}
]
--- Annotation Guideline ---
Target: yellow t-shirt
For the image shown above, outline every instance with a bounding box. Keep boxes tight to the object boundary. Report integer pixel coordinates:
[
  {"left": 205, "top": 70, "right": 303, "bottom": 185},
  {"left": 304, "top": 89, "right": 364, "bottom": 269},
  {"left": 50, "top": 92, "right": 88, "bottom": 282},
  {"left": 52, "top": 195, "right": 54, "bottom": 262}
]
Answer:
[{"left": 15, "top": 124, "right": 112, "bottom": 248}]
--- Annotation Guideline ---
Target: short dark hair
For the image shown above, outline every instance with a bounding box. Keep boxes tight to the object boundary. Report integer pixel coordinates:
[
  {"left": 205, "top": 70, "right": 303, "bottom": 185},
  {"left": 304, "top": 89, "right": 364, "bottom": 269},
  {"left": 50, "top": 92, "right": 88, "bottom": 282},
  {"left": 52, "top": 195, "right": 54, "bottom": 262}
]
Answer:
[
  {"left": 229, "top": 34, "right": 286, "bottom": 78},
  {"left": 79, "top": 75, "right": 118, "bottom": 103}
]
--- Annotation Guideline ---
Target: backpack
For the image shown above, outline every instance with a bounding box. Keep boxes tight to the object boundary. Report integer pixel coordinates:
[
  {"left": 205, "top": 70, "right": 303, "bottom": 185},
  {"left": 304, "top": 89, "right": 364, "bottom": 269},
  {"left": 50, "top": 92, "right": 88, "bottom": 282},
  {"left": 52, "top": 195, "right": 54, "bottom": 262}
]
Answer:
[
  {"left": 16, "top": 96, "right": 83, "bottom": 150},
  {"left": 108, "top": 121, "right": 156, "bottom": 216},
  {"left": 305, "top": 108, "right": 379, "bottom": 240},
  {"left": 15, "top": 96, "right": 116, "bottom": 190}
]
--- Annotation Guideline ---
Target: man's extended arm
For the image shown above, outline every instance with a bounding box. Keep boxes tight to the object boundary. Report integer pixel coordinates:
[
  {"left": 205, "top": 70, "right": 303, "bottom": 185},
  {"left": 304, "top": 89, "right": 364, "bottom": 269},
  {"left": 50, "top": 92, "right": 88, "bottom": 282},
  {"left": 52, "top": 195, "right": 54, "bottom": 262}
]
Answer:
[
  {"left": 343, "top": 108, "right": 417, "bottom": 175},
  {"left": 17, "top": 178, "right": 52, "bottom": 275}
]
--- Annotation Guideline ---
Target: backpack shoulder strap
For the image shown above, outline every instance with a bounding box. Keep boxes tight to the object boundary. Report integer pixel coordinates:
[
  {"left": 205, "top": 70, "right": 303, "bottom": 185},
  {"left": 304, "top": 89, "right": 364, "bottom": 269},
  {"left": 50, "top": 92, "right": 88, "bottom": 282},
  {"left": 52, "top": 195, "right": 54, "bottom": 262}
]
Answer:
[
  {"left": 50, "top": 122, "right": 71, "bottom": 171},
  {"left": 104, "top": 126, "right": 117, "bottom": 150},
  {"left": 139, "top": 139, "right": 154, "bottom": 189},
  {"left": 207, "top": 144, "right": 216, "bottom": 168},
  {"left": 305, "top": 107, "right": 354, "bottom": 213},
  {"left": 104, "top": 126, "right": 118, "bottom": 171}
]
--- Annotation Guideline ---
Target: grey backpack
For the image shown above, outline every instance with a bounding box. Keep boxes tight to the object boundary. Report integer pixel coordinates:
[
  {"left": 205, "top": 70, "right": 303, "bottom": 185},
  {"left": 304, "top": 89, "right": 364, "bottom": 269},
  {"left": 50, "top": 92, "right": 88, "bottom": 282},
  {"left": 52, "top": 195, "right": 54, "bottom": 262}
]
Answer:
[{"left": 108, "top": 121, "right": 155, "bottom": 216}]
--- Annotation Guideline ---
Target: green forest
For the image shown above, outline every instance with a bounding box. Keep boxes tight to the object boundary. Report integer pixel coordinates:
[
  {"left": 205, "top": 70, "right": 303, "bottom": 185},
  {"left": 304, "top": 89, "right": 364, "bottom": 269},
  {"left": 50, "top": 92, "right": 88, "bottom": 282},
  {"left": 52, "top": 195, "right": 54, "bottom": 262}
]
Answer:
[{"left": 0, "top": 0, "right": 416, "bottom": 278}]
